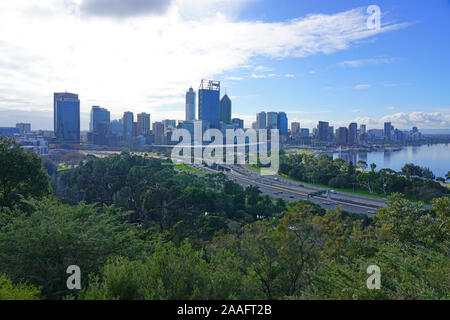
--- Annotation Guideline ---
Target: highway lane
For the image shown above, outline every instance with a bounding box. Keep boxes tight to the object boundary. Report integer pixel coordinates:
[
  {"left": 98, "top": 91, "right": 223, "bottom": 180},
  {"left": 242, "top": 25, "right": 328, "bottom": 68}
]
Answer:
[
  {"left": 194, "top": 164, "right": 379, "bottom": 215},
  {"left": 76, "top": 150, "right": 381, "bottom": 214}
]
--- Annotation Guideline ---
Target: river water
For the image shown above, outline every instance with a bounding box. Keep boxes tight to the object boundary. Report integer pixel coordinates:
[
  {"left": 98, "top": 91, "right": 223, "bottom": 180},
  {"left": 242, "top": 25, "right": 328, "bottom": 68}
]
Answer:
[{"left": 332, "top": 143, "right": 450, "bottom": 178}]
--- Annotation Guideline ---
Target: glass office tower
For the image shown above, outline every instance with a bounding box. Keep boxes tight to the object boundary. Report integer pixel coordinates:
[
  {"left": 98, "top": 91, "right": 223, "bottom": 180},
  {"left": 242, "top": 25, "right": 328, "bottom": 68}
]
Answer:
[
  {"left": 89, "top": 106, "right": 110, "bottom": 145},
  {"left": 198, "top": 79, "right": 220, "bottom": 129},
  {"left": 277, "top": 112, "right": 288, "bottom": 135},
  {"left": 54, "top": 92, "right": 80, "bottom": 144},
  {"left": 219, "top": 94, "right": 232, "bottom": 124},
  {"left": 123, "top": 111, "right": 134, "bottom": 142}
]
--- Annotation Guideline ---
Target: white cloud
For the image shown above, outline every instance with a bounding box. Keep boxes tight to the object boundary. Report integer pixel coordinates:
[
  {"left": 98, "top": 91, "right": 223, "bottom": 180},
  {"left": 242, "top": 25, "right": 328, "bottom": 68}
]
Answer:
[
  {"left": 386, "top": 106, "right": 395, "bottom": 110},
  {"left": 352, "top": 109, "right": 361, "bottom": 113},
  {"left": 337, "top": 57, "right": 395, "bottom": 68},
  {"left": 354, "top": 84, "right": 371, "bottom": 89},
  {"left": 225, "top": 76, "right": 244, "bottom": 81},
  {"left": 0, "top": 1, "right": 406, "bottom": 128},
  {"left": 352, "top": 110, "right": 450, "bottom": 129},
  {"left": 285, "top": 74, "right": 295, "bottom": 78},
  {"left": 254, "top": 65, "right": 272, "bottom": 72}
]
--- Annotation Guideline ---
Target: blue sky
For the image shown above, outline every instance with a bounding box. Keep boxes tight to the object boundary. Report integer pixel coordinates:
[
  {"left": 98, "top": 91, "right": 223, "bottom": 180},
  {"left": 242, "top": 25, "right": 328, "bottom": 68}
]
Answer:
[
  {"left": 219, "top": 0, "right": 450, "bottom": 130},
  {"left": 0, "top": 0, "right": 449, "bottom": 131}
]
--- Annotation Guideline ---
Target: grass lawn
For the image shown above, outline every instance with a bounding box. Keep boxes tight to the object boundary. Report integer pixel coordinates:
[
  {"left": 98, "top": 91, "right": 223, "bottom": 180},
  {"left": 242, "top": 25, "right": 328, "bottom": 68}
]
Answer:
[
  {"left": 294, "top": 148, "right": 320, "bottom": 156},
  {"left": 277, "top": 173, "right": 386, "bottom": 199},
  {"left": 248, "top": 164, "right": 261, "bottom": 172},
  {"left": 162, "top": 163, "right": 205, "bottom": 175}
]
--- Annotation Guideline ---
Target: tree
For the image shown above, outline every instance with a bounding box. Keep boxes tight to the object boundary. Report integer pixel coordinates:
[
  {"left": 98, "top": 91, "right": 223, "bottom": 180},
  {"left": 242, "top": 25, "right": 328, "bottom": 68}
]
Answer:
[
  {"left": 357, "top": 160, "right": 368, "bottom": 171},
  {"left": 0, "top": 137, "right": 50, "bottom": 208},
  {"left": 0, "top": 198, "right": 147, "bottom": 299},
  {"left": 446, "top": 171, "right": 450, "bottom": 181},
  {"left": 245, "top": 185, "right": 261, "bottom": 206},
  {"left": 0, "top": 274, "right": 40, "bottom": 300}
]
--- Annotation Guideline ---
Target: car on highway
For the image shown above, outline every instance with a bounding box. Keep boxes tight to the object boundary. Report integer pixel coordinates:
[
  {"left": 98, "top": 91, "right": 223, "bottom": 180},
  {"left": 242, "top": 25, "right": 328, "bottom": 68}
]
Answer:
[{"left": 367, "top": 210, "right": 377, "bottom": 215}]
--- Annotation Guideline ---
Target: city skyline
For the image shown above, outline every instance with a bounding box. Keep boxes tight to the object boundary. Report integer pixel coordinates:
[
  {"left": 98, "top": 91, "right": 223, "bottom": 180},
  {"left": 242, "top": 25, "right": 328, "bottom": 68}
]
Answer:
[{"left": 0, "top": 1, "right": 449, "bottom": 132}]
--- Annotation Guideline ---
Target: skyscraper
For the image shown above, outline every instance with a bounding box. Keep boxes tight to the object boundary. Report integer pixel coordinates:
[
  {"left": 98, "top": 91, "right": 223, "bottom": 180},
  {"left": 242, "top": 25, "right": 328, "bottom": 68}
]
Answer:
[
  {"left": 54, "top": 92, "right": 80, "bottom": 144},
  {"left": 219, "top": 94, "right": 232, "bottom": 124},
  {"left": 267, "top": 112, "right": 278, "bottom": 130},
  {"left": 16, "top": 123, "right": 31, "bottom": 134},
  {"left": 123, "top": 111, "right": 133, "bottom": 142},
  {"left": 232, "top": 118, "right": 244, "bottom": 129},
  {"left": 348, "top": 122, "right": 358, "bottom": 145},
  {"left": 277, "top": 112, "right": 288, "bottom": 135},
  {"left": 256, "top": 112, "right": 266, "bottom": 129},
  {"left": 186, "top": 87, "right": 196, "bottom": 121},
  {"left": 336, "top": 127, "right": 349, "bottom": 145},
  {"left": 152, "top": 121, "right": 165, "bottom": 145},
  {"left": 162, "top": 119, "right": 176, "bottom": 131},
  {"left": 360, "top": 124, "right": 367, "bottom": 134},
  {"left": 89, "top": 106, "right": 110, "bottom": 145},
  {"left": 318, "top": 121, "right": 329, "bottom": 141},
  {"left": 384, "top": 122, "right": 392, "bottom": 141},
  {"left": 291, "top": 122, "right": 300, "bottom": 136},
  {"left": 198, "top": 79, "right": 220, "bottom": 128},
  {"left": 137, "top": 113, "right": 151, "bottom": 136}
]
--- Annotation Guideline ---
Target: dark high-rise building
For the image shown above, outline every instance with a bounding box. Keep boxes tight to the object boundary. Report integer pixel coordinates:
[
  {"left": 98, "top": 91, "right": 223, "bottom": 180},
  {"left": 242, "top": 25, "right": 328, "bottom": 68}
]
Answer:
[
  {"left": 162, "top": 119, "right": 176, "bottom": 131},
  {"left": 348, "top": 122, "right": 358, "bottom": 145},
  {"left": 137, "top": 113, "right": 151, "bottom": 136},
  {"left": 152, "top": 121, "right": 165, "bottom": 145},
  {"left": 186, "top": 87, "right": 196, "bottom": 121},
  {"left": 54, "top": 92, "right": 80, "bottom": 144},
  {"left": 336, "top": 127, "right": 349, "bottom": 145},
  {"left": 219, "top": 94, "right": 232, "bottom": 124},
  {"left": 267, "top": 112, "right": 278, "bottom": 129},
  {"left": 232, "top": 118, "right": 244, "bottom": 129},
  {"left": 16, "top": 123, "right": 31, "bottom": 134},
  {"left": 291, "top": 122, "right": 300, "bottom": 136},
  {"left": 256, "top": 112, "right": 266, "bottom": 129},
  {"left": 384, "top": 122, "right": 392, "bottom": 141},
  {"left": 110, "top": 119, "right": 123, "bottom": 137},
  {"left": 328, "top": 126, "right": 334, "bottom": 141},
  {"left": 318, "top": 121, "right": 329, "bottom": 141},
  {"left": 123, "top": 111, "right": 133, "bottom": 142},
  {"left": 277, "top": 112, "right": 288, "bottom": 135},
  {"left": 89, "top": 106, "right": 110, "bottom": 145},
  {"left": 198, "top": 79, "right": 220, "bottom": 128}
]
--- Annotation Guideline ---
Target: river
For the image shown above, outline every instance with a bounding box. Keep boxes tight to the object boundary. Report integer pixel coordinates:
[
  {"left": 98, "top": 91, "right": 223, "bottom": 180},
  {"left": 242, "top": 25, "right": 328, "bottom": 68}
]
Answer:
[{"left": 332, "top": 143, "right": 450, "bottom": 178}]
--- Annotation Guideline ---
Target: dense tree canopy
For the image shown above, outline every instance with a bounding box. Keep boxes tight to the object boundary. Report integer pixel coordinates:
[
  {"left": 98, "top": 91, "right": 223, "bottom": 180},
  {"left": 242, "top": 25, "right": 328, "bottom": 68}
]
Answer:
[
  {"left": 0, "top": 137, "right": 50, "bottom": 208},
  {"left": 0, "top": 151, "right": 448, "bottom": 300},
  {"left": 279, "top": 153, "right": 448, "bottom": 201}
]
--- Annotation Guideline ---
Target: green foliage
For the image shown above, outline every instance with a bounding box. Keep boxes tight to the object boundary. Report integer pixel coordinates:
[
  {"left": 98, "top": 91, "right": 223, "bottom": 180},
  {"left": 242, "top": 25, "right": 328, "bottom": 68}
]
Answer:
[
  {"left": 0, "top": 198, "right": 148, "bottom": 299},
  {"left": 81, "top": 239, "right": 257, "bottom": 300},
  {"left": 279, "top": 152, "right": 448, "bottom": 201},
  {"left": 0, "top": 274, "right": 40, "bottom": 300},
  {"left": 0, "top": 137, "right": 50, "bottom": 208},
  {"left": 1, "top": 150, "right": 448, "bottom": 300}
]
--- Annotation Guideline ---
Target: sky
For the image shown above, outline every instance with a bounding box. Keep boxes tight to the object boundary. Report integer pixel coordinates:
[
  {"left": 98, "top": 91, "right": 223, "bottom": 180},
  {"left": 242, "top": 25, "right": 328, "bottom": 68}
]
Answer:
[{"left": 0, "top": 0, "right": 449, "bottom": 132}]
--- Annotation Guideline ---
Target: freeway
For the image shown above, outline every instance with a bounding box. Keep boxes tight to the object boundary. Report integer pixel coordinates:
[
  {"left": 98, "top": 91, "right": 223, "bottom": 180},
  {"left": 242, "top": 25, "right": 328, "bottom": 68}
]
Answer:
[
  {"left": 193, "top": 164, "right": 383, "bottom": 215},
  {"left": 76, "top": 149, "right": 383, "bottom": 214}
]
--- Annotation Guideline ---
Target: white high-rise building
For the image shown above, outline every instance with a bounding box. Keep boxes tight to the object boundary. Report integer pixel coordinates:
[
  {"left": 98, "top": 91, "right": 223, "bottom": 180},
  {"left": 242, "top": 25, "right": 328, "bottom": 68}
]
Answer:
[{"left": 186, "top": 87, "right": 196, "bottom": 120}]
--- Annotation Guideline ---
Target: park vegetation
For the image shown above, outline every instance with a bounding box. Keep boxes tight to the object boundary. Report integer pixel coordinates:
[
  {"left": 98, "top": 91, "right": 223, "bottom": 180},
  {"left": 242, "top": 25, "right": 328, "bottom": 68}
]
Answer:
[
  {"left": 279, "top": 153, "right": 448, "bottom": 201},
  {"left": 0, "top": 136, "right": 448, "bottom": 300}
]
